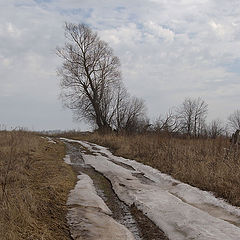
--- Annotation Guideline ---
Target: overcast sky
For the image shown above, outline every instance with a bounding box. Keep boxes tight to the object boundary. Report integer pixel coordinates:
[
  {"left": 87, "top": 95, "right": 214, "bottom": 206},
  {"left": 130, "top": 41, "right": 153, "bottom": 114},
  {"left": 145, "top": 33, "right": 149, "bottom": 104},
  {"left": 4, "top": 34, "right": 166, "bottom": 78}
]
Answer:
[{"left": 1, "top": 0, "right": 240, "bottom": 131}]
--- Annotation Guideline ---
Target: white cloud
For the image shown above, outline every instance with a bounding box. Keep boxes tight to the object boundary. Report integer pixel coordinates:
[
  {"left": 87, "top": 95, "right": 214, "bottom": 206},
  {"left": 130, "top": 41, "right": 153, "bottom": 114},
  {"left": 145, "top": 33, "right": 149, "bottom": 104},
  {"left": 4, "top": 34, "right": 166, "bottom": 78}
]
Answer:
[
  {"left": 0, "top": 22, "right": 21, "bottom": 38},
  {"left": 209, "top": 21, "right": 225, "bottom": 36},
  {"left": 145, "top": 21, "right": 175, "bottom": 42},
  {"left": 7, "top": 23, "right": 19, "bottom": 36},
  {"left": 3, "top": 58, "right": 11, "bottom": 67},
  {"left": 208, "top": 20, "right": 236, "bottom": 40},
  {"left": 99, "top": 23, "right": 142, "bottom": 46}
]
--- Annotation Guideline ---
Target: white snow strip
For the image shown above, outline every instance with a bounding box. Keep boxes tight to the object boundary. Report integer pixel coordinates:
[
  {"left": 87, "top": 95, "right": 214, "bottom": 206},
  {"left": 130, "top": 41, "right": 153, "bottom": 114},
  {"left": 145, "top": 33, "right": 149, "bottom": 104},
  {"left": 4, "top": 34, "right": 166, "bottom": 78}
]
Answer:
[
  {"left": 67, "top": 207, "right": 136, "bottom": 240},
  {"left": 67, "top": 174, "right": 112, "bottom": 215},
  {"left": 60, "top": 137, "right": 80, "bottom": 143},
  {"left": 63, "top": 154, "right": 72, "bottom": 165},
  {"left": 46, "top": 137, "right": 56, "bottom": 144},
  {"left": 41, "top": 136, "right": 56, "bottom": 144},
  {"left": 61, "top": 138, "right": 240, "bottom": 240}
]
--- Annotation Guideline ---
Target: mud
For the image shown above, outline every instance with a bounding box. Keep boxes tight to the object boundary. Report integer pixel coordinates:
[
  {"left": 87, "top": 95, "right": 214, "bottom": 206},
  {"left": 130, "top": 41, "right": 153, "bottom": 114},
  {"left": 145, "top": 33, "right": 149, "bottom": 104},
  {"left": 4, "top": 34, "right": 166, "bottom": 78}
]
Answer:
[
  {"left": 111, "top": 159, "right": 136, "bottom": 171},
  {"left": 65, "top": 142, "right": 168, "bottom": 240}
]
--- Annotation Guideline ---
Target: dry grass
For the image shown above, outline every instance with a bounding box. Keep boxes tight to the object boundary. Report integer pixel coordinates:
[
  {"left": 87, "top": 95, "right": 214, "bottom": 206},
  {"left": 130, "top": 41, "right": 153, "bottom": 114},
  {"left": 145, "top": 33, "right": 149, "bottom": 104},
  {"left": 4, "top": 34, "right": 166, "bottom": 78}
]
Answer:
[
  {"left": 0, "top": 130, "right": 76, "bottom": 240},
  {"left": 67, "top": 132, "right": 240, "bottom": 207}
]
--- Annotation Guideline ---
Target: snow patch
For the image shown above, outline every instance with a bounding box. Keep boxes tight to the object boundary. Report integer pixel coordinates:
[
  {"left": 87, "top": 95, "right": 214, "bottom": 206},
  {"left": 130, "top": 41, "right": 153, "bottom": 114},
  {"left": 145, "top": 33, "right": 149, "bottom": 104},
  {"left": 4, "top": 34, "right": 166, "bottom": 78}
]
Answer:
[
  {"left": 41, "top": 136, "right": 56, "bottom": 144},
  {"left": 63, "top": 154, "right": 72, "bottom": 165},
  {"left": 67, "top": 174, "right": 112, "bottom": 215}
]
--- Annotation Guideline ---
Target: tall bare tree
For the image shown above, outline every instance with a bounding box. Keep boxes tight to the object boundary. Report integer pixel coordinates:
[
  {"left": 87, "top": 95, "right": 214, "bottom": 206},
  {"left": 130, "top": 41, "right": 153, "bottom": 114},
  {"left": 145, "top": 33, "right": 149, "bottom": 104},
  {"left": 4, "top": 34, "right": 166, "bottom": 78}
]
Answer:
[
  {"left": 177, "top": 97, "right": 208, "bottom": 137},
  {"left": 57, "top": 23, "right": 121, "bottom": 132},
  {"left": 57, "top": 22, "right": 146, "bottom": 133}
]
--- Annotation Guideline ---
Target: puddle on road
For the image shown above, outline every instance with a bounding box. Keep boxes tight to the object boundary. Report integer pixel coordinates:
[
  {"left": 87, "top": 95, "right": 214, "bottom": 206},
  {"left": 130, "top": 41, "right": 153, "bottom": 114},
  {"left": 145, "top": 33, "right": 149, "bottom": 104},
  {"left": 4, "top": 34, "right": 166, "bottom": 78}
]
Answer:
[{"left": 65, "top": 142, "right": 168, "bottom": 240}]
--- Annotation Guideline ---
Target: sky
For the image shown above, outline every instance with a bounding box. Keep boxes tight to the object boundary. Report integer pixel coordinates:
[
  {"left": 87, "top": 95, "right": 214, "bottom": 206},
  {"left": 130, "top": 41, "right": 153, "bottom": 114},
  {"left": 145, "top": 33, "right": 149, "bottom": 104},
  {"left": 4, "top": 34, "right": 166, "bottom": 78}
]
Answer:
[{"left": 1, "top": 0, "right": 240, "bottom": 131}]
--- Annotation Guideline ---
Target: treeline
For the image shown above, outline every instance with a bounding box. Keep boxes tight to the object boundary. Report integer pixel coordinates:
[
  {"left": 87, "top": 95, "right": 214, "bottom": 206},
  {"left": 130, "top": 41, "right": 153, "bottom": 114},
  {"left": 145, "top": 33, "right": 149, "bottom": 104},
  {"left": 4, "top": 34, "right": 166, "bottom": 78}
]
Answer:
[
  {"left": 110, "top": 96, "right": 240, "bottom": 138},
  {"left": 57, "top": 23, "right": 238, "bottom": 137},
  {"left": 145, "top": 98, "right": 238, "bottom": 138}
]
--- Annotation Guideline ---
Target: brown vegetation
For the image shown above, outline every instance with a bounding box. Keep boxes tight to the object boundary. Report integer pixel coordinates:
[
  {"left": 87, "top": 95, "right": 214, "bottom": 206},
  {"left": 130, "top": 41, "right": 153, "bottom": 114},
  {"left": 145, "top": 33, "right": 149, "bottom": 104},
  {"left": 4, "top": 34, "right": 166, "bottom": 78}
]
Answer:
[
  {"left": 67, "top": 132, "right": 240, "bottom": 207},
  {"left": 0, "top": 131, "right": 76, "bottom": 240}
]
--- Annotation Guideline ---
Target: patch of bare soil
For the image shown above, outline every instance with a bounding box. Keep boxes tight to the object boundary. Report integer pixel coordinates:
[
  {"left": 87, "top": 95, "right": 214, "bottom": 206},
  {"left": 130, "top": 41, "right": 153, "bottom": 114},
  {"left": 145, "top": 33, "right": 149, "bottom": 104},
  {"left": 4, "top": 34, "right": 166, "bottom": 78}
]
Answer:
[{"left": 130, "top": 205, "right": 168, "bottom": 240}]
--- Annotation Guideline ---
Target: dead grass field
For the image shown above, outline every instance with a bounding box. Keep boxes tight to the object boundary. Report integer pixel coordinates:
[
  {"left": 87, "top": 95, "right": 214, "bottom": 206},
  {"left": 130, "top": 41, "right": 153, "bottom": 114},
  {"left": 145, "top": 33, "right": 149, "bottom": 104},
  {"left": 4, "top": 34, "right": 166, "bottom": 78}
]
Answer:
[
  {"left": 0, "top": 131, "right": 76, "bottom": 240},
  {"left": 64, "top": 132, "right": 240, "bottom": 207}
]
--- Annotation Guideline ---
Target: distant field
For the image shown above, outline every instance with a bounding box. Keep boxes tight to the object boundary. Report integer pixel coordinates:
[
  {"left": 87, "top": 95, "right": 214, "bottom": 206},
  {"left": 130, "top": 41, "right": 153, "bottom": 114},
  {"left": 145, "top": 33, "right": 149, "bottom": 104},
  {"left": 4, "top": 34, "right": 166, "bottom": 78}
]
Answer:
[
  {"left": 63, "top": 132, "right": 240, "bottom": 207},
  {"left": 0, "top": 131, "right": 76, "bottom": 240}
]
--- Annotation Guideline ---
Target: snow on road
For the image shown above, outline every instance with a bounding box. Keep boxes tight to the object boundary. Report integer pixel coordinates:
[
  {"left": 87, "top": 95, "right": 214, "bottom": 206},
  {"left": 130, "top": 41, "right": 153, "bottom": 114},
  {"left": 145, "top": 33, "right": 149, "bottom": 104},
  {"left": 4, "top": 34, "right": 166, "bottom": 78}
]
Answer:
[
  {"left": 61, "top": 138, "right": 240, "bottom": 240},
  {"left": 66, "top": 173, "right": 135, "bottom": 240},
  {"left": 41, "top": 136, "right": 56, "bottom": 144}
]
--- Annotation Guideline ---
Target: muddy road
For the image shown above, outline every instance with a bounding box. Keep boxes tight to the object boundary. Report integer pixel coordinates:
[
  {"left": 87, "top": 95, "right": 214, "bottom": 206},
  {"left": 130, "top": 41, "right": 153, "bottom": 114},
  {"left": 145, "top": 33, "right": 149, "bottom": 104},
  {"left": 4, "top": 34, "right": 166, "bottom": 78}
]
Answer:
[
  {"left": 61, "top": 138, "right": 240, "bottom": 240},
  {"left": 64, "top": 142, "right": 168, "bottom": 240}
]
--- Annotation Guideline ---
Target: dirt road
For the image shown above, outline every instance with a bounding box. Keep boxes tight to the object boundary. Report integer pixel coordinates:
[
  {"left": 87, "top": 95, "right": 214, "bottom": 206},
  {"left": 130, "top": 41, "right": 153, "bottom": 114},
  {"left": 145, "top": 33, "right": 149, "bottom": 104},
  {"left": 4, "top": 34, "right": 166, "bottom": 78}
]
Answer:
[{"left": 61, "top": 138, "right": 240, "bottom": 240}]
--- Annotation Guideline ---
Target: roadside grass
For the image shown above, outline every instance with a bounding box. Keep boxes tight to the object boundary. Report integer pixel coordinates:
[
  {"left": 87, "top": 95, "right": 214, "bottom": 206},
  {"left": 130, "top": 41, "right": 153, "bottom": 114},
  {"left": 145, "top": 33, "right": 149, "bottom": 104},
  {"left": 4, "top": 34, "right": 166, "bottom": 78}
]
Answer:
[
  {"left": 61, "top": 132, "right": 240, "bottom": 207},
  {"left": 0, "top": 130, "right": 76, "bottom": 240}
]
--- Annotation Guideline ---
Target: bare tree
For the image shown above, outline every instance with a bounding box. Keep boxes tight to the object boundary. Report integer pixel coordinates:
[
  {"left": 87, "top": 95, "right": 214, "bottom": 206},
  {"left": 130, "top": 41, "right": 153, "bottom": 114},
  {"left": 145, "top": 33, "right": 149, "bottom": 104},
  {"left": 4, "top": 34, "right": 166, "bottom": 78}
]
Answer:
[
  {"left": 207, "top": 119, "right": 225, "bottom": 138},
  {"left": 228, "top": 110, "right": 240, "bottom": 131},
  {"left": 57, "top": 23, "right": 121, "bottom": 132},
  {"left": 177, "top": 97, "right": 208, "bottom": 137},
  {"left": 153, "top": 110, "right": 180, "bottom": 133},
  {"left": 124, "top": 97, "right": 146, "bottom": 132},
  {"left": 113, "top": 93, "right": 146, "bottom": 133}
]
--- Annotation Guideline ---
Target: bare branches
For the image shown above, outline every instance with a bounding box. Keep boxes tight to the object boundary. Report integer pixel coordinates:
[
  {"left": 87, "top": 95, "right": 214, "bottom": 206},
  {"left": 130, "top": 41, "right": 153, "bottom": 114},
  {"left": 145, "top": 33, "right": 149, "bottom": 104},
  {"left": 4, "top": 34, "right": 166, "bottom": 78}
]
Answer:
[
  {"left": 153, "top": 110, "right": 180, "bottom": 133},
  {"left": 57, "top": 23, "right": 122, "bottom": 131},
  {"left": 207, "top": 119, "right": 225, "bottom": 139},
  {"left": 228, "top": 110, "right": 240, "bottom": 131},
  {"left": 57, "top": 23, "right": 146, "bottom": 133},
  {"left": 177, "top": 97, "right": 208, "bottom": 137}
]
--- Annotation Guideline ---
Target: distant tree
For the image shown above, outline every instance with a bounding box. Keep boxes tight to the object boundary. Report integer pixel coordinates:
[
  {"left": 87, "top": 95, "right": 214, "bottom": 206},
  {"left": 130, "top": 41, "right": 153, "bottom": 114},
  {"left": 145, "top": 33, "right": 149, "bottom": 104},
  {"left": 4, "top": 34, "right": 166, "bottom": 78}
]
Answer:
[
  {"left": 177, "top": 97, "right": 208, "bottom": 137},
  {"left": 153, "top": 110, "right": 180, "bottom": 134},
  {"left": 228, "top": 110, "right": 240, "bottom": 131},
  {"left": 207, "top": 119, "right": 225, "bottom": 138}
]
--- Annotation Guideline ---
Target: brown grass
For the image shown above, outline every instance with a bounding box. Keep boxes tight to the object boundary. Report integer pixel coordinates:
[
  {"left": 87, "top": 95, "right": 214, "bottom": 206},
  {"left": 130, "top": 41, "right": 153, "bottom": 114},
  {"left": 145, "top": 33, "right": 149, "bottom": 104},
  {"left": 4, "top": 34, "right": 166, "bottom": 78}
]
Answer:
[
  {"left": 0, "top": 131, "right": 76, "bottom": 240},
  {"left": 66, "top": 132, "right": 240, "bottom": 207}
]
